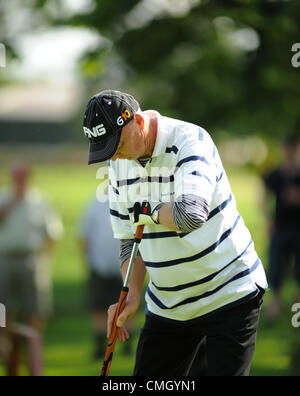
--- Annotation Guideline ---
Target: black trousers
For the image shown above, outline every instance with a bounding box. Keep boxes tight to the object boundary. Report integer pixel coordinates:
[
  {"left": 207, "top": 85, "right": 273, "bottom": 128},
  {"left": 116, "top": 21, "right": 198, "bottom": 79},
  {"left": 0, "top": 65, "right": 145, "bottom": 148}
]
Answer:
[{"left": 133, "top": 289, "right": 264, "bottom": 376}]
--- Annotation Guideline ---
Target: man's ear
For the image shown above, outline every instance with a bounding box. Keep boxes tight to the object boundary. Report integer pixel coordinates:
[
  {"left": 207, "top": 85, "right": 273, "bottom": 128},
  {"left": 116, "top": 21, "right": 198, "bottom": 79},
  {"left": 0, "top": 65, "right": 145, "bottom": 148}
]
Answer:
[{"left": 134, "top": 113, "right": 144, "bottom": 129}]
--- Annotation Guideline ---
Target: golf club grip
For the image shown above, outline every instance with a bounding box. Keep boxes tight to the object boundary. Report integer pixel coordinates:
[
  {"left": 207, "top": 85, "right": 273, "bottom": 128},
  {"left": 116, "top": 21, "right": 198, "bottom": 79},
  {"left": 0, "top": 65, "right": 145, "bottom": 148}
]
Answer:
[
  {"left": 135, "top": 224, "right": 145, "bottom": 241},
  {"left": 100, "top": 286, "right": 129, "bottom": 376}
]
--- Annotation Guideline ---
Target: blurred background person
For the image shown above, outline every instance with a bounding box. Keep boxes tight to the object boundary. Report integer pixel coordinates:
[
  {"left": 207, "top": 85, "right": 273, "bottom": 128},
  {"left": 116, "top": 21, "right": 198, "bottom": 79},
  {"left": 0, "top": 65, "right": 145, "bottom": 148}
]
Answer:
[
  {"left": 262, "top": 135, "right": 300, "bottom": 321},
  {"left": 77, "top": 195, "right": 136, "bottom": 360},
  {"left": 0, "top": 161, "right": 63, "bottom": 374}
]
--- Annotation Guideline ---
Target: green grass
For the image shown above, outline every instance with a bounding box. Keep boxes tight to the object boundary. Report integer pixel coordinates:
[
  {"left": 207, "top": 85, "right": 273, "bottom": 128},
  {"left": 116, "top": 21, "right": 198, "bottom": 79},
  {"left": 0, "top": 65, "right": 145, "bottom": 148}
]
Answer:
[{"left": 0, "top": 155, "right": 299, "bottom": 376}]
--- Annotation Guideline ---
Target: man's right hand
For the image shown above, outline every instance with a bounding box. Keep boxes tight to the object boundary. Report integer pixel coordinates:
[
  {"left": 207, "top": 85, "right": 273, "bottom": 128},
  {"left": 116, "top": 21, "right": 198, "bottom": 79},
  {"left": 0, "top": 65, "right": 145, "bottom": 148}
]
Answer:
[
  {"left": 107, "top": 298, "right": 139, "bottom": 343},
  {"left": 108, "top": 255, "right": 146, "bottom": 342}
]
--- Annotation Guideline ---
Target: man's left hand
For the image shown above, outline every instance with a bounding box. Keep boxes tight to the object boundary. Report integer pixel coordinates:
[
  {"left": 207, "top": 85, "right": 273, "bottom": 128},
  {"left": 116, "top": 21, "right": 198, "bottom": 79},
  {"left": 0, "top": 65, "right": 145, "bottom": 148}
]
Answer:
[{"left": 133, "top": 201, "right": 157, "bottom": 225}]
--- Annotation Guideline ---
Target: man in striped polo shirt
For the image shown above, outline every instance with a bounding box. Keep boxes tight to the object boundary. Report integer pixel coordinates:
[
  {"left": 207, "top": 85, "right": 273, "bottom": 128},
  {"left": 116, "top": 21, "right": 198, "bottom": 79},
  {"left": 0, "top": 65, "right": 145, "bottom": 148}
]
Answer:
[{"left": 83, "top": 90, "right": 268, "bottom": 376}]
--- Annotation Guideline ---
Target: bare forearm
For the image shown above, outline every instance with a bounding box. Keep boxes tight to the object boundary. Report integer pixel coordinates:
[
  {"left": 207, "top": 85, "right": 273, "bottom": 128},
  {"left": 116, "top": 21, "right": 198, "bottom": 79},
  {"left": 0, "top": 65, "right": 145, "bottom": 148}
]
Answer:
[
  {"left": 121, "top": 255, "right": 146, "bottom": 306},
  {"left": 158, "top": 203, "right": 178, "bottom": 231},
  {"left": 107, "top": 256, "right": 146, "bottom": 340}
]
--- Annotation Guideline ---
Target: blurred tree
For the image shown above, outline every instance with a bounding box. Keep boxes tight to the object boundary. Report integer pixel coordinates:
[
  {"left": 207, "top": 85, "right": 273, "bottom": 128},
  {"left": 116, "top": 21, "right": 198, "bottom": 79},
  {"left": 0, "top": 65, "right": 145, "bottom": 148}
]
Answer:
[
  {"left": 65, "top": 0, "right": 300, "bottom": 139},
  {"left": 113, "top": 0, "right": 300, "bottom": 138},
  {"left": 1, "top": 0, "right": 300, "bottom": 139}
]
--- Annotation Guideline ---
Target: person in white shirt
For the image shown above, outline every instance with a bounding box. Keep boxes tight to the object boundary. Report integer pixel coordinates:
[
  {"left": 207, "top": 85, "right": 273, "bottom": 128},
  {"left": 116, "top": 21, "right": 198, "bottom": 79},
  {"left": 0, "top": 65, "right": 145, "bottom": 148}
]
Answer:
[
  {"left": 0, "top": 161, "right": 63, "bottom": 368},
  {"left": 83, "top": 90, "right": 267, "bottom": 376}
]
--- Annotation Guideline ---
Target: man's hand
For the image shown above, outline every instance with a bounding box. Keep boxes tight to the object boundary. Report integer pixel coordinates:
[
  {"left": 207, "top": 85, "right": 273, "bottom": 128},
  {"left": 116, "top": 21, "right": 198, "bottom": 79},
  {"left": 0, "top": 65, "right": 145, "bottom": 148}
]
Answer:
[
  {"left": 107, "top": 255, "right": 145, "bottom": 343},
  {"left": 133, "top": 201, "right": 157, "bottom": 226},
  {"left": 107, "top": 298, "right": 139, "bottom": 342}
]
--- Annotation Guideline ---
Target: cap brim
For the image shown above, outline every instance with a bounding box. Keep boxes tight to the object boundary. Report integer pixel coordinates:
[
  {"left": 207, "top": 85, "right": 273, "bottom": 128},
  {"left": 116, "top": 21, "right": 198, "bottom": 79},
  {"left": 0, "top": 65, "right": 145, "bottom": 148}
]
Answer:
[{"left": 88, "top": 130, "right": 121, "bottom": 165}]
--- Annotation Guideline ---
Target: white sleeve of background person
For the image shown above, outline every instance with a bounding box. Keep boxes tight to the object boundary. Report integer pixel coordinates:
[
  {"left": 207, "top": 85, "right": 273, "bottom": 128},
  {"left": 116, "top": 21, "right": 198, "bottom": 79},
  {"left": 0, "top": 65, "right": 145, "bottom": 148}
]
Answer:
[
  {"left": 76, "top": 199, "right": 93, "bottom": 240},
  {"left": 43, "top": 199, "right": 64, "bottom": 242},
  {"left": 81, "top": 199, "right": 121, "bottom": 277}
]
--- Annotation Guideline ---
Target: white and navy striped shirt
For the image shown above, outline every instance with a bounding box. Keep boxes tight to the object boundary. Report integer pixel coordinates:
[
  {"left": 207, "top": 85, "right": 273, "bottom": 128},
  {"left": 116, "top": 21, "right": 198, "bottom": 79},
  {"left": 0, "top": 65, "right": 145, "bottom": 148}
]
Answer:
[{"left": 108, "top": 112, "right": 267, "bottom": 323}]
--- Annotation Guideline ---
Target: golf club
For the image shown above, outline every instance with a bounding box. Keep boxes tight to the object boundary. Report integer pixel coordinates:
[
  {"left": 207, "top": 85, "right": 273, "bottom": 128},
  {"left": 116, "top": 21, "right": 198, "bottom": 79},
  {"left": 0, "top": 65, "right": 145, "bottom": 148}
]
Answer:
[{"left": 100, "top": 224, "right": 145, "bottom": 376}]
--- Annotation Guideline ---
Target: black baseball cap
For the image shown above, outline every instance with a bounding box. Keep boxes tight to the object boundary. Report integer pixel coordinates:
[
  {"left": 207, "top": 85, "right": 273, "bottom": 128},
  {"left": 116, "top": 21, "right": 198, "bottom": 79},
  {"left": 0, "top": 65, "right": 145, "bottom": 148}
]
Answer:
[{"left": 83, "top": 90, "right": 140, "bottom": 164}]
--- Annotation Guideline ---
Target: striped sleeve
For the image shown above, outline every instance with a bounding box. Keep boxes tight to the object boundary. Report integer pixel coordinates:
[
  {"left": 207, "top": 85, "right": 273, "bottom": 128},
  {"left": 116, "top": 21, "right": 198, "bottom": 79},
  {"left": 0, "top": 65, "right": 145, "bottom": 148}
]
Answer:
[
  {"left": 172, "top": 194, "right": 209, "bottom": 232},
  {"left": 120, "top": 239, "right": 141, "bottom": 266}
]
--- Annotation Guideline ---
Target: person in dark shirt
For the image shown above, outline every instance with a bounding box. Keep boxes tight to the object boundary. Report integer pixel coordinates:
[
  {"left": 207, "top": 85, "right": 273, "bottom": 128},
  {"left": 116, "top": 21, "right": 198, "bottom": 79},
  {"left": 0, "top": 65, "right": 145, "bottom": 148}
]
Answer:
[{"left": 263, "top": 136, "right": 300, "bottom": 320}]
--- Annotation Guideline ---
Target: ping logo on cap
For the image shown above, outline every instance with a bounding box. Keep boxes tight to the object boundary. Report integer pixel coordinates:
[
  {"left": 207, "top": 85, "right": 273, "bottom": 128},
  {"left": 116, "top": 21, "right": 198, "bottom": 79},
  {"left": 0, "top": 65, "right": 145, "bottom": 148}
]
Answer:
[
  {"left": 117, "top": 110, "right": 131, "bottom": 126},
  {"left": 83, "top": 124, "right": 107, "bottom": 139}
]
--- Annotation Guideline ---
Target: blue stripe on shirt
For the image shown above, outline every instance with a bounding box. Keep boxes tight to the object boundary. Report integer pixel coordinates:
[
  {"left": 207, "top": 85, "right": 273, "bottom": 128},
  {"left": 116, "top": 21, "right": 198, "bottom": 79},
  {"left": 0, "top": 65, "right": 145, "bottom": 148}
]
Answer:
[
  {"left": 145, "top": 290, "right": 259, "bottom": 325},
  {"left": 142, "top": 231, "right": 185, "bottom": 239},
  {"left": 144, "top": 215, "right": 241, "bottom": 268},
  {"left": 208, "top": 194, "right": 233, "bottom": 220},
  {"left": 189, "top": 171, "right": 213, "bottom": 186},
  {"left": 109, "top": 180, "right": 120, "bottom": 195},
  {"left": 212, "top": 145, "right": 217, "bottom": 159},
  {"left": 198, "top": 128, "right": 204, "bottom": 141},
  {"left": 175, "top": 156, "right": 210, "bottom": 171},
  {"left": 216, "top": 172, "right": 224, "bottom": 182},
  {"left": 165, "top": 146, "right": 179, "bottom": 154},
  {"left": 117, "top": 175, "right": 174, "bottom": 187},
  {"left": 110, "top": 209, "right": 130, "bottom": 220},
  {"left": 151, "top": 239, "right": 254, "bottom": 291},
  {"left": 147, "top": 257, "right": 260, "bottom": 310},
  {"left": 117, "top": 177, "right": 140, "bottom": 187}
]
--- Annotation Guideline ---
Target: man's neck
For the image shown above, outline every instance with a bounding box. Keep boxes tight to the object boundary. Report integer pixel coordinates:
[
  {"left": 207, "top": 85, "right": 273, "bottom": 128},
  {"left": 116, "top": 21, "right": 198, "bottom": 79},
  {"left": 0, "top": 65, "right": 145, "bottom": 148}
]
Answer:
[{"left": 143, "top": 110, "right": 158, "bottom": 157}]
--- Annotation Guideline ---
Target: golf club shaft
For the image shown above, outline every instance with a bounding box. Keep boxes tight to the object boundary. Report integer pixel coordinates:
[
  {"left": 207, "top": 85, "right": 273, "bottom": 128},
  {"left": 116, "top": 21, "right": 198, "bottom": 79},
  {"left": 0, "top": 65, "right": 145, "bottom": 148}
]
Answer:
[
  {"left": 123, "top": 242, "right": 140, "bottom": 288},
  {"left": 100, "top": 225, "right": 144, "bottom": 376}
]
